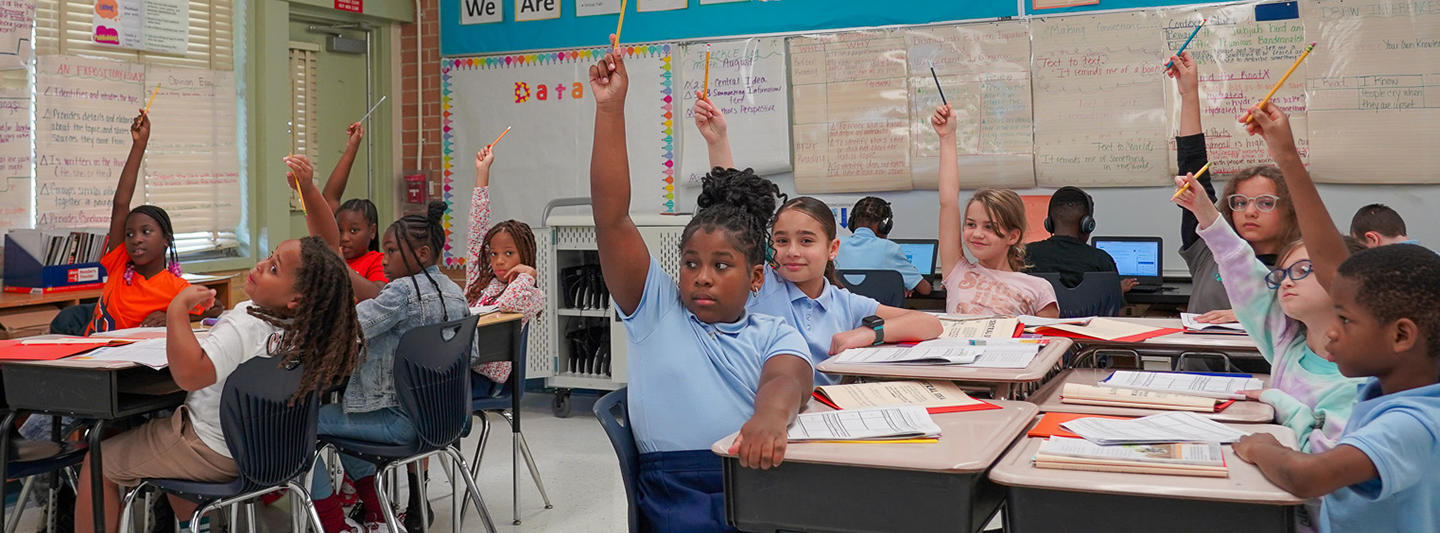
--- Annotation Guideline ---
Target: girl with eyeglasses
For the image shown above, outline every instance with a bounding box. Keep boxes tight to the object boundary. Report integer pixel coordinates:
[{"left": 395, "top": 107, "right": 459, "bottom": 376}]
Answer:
[{"left": 1166, "top": 52, "right": 1302, "bottom": 323}]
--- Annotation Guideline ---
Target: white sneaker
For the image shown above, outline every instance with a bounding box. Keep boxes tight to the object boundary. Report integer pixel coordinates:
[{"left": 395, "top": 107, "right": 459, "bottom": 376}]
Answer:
[{"left": 338, "top": 518, "right": 365, "bottom": 533}]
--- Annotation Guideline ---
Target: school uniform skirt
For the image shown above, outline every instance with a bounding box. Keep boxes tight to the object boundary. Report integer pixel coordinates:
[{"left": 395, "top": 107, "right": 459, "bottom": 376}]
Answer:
[{"left": 637, "top": 450, "right": 737, "bottom": 533}]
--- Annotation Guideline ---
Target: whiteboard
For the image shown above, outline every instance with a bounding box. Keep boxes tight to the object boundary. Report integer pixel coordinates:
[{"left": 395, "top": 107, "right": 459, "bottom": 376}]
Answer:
[
  {"left": 439, "top": 45, "right": 676, "bottom": 265},
  {"left": 677, "top": 38, "right": 791, "bottom": 184}
]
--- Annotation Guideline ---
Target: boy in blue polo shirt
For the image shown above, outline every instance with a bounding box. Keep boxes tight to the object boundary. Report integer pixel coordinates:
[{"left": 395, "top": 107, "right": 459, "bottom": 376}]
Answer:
[{"left": 836, "top": 197, "right": 931, "bottom": 295}]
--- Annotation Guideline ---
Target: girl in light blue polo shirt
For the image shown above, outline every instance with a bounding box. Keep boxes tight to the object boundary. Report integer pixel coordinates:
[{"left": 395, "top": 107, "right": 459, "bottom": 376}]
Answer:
[
  {"left": 751, "top": 197, "right": 944, "bottom": 384},
  {"left": 590, "top": 53, "right": 814, "bottom": 533}
]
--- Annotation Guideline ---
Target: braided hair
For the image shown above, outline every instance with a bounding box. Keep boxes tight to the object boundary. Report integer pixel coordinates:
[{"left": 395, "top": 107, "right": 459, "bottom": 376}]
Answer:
[
  {"left": 337, "top": 198, "right": 381, "bottom": 252},
  {"left": 465, "top": 220, "right": 537, "bottom": 303},
  {"left": 774, "top": 196, "right": 843, "bottom": 287},
  {"left": 849, "top": 197, "right": 893, "bottom": 233},
  {"left": 387, "top": 200, "right": 451, "bottom": 322},
  {"left": 681, "top": 167, "right": 784, "bottom": 268},
  {"left": 246, "top": 236, "right": 364, "bottom": 402},
  {"left": 123, "top": 205, "right": 182, "bottom": 283}
]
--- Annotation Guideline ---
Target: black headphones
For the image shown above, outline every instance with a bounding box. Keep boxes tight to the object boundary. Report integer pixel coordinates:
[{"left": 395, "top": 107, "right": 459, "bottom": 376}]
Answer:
[
  {"left": 849, "top": 197, "right": 894, "bottom": 236},
  {"left": 1043, "top": 186, "right": 1096, "bottom": 234}
]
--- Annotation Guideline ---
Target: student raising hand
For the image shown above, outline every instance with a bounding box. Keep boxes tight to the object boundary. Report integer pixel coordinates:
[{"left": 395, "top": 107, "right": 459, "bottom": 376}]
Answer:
[
  {"left": 930, "top": 104, "right": 956, "bottom": 138},
  {"left": 1165, "top": 51, "right": 1198, "bottom": 94},
  {"left": 1241, "top": 104, "right": 1301, "bottom": 163},
  {"left": 474, "top": 145, "right": 495, "bottom": 187},
  {"left": 131, "top": 109, "right": 151, "bottom": 143},
  {"left": 693, "top": 98, "right": 735, "bottom": 169},
  {"left": 1172, "top": 171, "right": 1221, "bottom": 230},
  {"left": 589, "top": 47, "right": 628, "bottom": 111}
]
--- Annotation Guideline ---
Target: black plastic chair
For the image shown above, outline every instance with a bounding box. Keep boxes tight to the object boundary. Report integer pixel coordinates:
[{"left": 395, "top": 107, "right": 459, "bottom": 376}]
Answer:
[
  {"left": 593, "top": 388, "right": 639, "bottom": 533},
  {"left": 1035, "top": 271, "right": 1125, "bottom": 318},
  {"left": 115, "top": 356, "right": 326, "bottom": 533},
  {"left": 469, "top": 324, "right": 552, "bottom": 525},
  {"left": 0, "top": 413, "right": 88, "bottom": 533},
  {"left": 321, "top": 316, "right": 498, "bottom": 533},
  {"left": 836, "top": 269, "right": 907, "bottom": 308}
]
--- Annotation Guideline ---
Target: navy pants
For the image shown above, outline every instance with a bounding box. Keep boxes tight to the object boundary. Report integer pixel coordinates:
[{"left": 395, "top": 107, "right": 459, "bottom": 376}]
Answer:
[{"left": 637, "top": 450, "right": 737, "bottom": 533}]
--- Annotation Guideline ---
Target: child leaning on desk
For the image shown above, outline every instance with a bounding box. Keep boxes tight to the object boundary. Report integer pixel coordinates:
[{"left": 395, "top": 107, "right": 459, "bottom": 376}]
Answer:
[
  {"left": 1227, "top": 104, "right": 1440, "bottom": 533},
  {"left": 72, "top": 230, "right": 364, "bottom": 533},
  {"left": 593, "top": 50, "right": 813, "bottom": 532}
]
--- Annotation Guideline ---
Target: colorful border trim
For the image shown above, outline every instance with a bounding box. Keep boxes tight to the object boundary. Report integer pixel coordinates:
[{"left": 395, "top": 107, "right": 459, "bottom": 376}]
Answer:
[{"left": 438, "top": 45, "right": 675, "bottom": 267}]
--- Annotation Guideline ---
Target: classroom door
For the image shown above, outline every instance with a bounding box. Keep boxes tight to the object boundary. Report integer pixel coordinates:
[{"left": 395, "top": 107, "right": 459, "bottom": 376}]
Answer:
[{"left": 287, "top": 17, "right": 382, "bottom": 238}]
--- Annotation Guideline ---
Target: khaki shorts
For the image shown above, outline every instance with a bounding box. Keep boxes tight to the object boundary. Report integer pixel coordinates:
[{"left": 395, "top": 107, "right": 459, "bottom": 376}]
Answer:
[{"left": 101, "top": 407, "right": 238, "bottom": 487}]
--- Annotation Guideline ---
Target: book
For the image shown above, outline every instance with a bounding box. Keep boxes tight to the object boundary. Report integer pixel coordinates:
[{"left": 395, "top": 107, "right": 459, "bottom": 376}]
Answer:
[
  {"left": 787, "top": 406, "right": 942, "bottom": 443},
  {"left": 831, "top": 346, "right": 981, "bottom": 365},
  {"left": 938, "top": 317, "right": 1021, "bottom": 339},
  {"left": 1102, "top": 371, "right": 1262, "bottom": 400},
  {"left": 1180, "top": 313, "right": 1248, "bottom": 335},
  {"left": 813, "top": 380, "right": 1000, "bottom": 414},
  {"left": 1060, "top": 383, "right": 1235, "bottom": 413},
  {"left": 1059, "top": 411, "right": 1251, "bottom": 445},
  {"left": 1033, "top": 437, "right": 1228, "bottom": 478},
  {"left": 1030, "top": 318, "right": 1179, "bottom": 342}
]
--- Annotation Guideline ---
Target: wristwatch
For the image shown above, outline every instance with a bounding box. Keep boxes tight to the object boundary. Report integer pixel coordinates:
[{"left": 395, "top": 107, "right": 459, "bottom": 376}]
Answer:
[{"left": 862, "top": 315, "right": 885, "bottom": 346}]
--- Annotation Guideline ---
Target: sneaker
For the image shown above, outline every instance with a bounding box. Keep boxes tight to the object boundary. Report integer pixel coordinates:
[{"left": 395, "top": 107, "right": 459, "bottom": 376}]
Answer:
[{"left": 398, "top": 502, "right": 433, "bottom": 533}]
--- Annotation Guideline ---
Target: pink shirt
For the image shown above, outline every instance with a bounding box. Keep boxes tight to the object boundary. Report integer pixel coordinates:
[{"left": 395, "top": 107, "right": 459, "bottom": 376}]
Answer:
[{"left": 942, "top": 259, "right": 1057, "bottom": 316}]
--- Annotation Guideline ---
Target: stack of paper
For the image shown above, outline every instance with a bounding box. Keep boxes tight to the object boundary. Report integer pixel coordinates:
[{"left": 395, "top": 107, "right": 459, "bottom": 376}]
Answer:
[
  {"left": 787, "top": 406, "right": 942, "bottom": 443},
  {"left": 1028, "top": 317, "right": 1177, "bottom": 342},
  {"left": 938, "top": 316, "right": 1021, "bottom": 339},
  {"left": 914, "top": 338, "right": 1044, "bottom": 369},
  {"left": 470, "top": 304, "right": 501, "bottom": 316},
  {"left": 1180, "top": 313, "right": 1248, "bottom": 335},
  {"left": 1059, "top": 411, "right": 1251, "bottom": 445},
  {"left": 1034, "top": 437, "right": 1228, "bottom": 478},
  {"left": 73, "top": 338, "right": 171, "bottom": 370},
  {"left": 1060, "top": 383, "right": 1234, "bottom": 413},
  {"left": 831, "top": 346, "right": 981, "bottom": 365},
  {"left": 813, "top": 380, "right": 999, "bottom": 414},
  {"left": 1102, "top": 371, "right": 1263, "bottom": 400}
]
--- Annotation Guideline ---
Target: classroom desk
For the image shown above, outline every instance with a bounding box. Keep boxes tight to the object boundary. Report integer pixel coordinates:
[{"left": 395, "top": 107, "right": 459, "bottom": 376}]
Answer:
[
  {"left": 816, "top": 338, "right": 1072, "bottom": 400},
  {"left": 989, "top": 423, "right": 1304, "bottom": 533},
  {"left": 1069, "top": 317, "right": 1262, "bottom": 370},
  {"left": 0, "top": 273, "right": 238, "bottom": 312},
  {"left": 1025, "top": 368, "right": 1276, "bottom": 423},
  {"left": 711, "top": 400, "right": 1038, "bottom": 533}
]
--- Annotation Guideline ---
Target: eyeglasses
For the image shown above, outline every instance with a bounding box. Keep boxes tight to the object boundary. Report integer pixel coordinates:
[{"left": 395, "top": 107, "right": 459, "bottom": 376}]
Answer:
[
  {"left": 1266, "top": 260, "right": 1313, "bottom": 289},
  {"left": 1228, "top": 194, "right": 1280, "bottom": 213}
]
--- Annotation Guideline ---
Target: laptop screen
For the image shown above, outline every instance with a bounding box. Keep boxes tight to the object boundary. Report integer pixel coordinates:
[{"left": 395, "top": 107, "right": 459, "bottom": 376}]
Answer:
[
  {"left": 895, "top": 241, "right": 938, "bottom": 275},
  {"left": 1093, "top": 238, "right": 1161, "bottom": 278}
]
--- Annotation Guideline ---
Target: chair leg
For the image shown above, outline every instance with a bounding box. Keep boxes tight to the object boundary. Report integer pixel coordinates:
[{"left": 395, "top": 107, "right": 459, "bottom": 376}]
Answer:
[
  {"left": 373, "top": 466, "right": 403, "bottom": 533},
  {"left": 416, "top": 469, "right": 429, "bottom": 533},
  {"left": 446, "top": 457, "right": 460, "bottom": 533},
  {"left": 3, "top": 476, "right": 36, "bottom": 533},
  {"left": 117, "top": 483, "right": 150, "bottom": 533},
  {"left": 191, "top": 503, "right": 216, "bottom": 533},
  {"left": 516, "top": 432, "right": 553, "bottom": 508},
  {"left": 441, "top": 447, "right": 497, "bottom": 533},
  {"left": 469, "top": 413, "right": 491, "bottom": 474},
  {"left": 229, "top": 502, "right": 238, "bottom": 533},
  {"left": 244, "top": 503, "right": 256, "bottom": 533},
  {"left": 285, "top": 482, "right": 327, "bottom": 533}
]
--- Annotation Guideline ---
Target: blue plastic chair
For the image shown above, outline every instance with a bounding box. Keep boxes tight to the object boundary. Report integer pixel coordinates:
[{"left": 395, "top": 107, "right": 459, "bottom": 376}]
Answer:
[
  {"left": 115, "top": 356, "right": 326, "bottom": 533},
  {"left": 321, "top": 316, "right": 499, "bottom": 533},
  {"left": 837, "top": 269, "right": 907, "bottom": 308},
  {"left": 469, "top": 325, "right": 552, "bottom": 525},
  {"left": 593, "top": 388, "right": 639, "bottom": 533},
  {"left": 1035, "top": 271, "right": 1125, "bottom": 318}
]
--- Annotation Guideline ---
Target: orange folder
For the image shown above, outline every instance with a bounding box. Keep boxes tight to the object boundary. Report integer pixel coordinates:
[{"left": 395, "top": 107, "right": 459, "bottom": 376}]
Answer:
[{"left": 1027, "top": 412, "right": 1135, "bottom": 439}]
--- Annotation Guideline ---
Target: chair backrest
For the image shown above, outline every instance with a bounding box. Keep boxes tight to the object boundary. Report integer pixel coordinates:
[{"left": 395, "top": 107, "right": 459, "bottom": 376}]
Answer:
[
  {"left": 836, "top": 269, "right": 907, "bottom": 308},
  {"left": 593, "top": 388, "right": 639, "bottom": 533},
  {"left": 219, "top": 356, "right": 320, "bottom": 495},
  {"left": 1035, "top": 271, "right": 1124, "bottom": 318},
  {"left": 393, "top": 316, "right": 480, "bottom": 450}
]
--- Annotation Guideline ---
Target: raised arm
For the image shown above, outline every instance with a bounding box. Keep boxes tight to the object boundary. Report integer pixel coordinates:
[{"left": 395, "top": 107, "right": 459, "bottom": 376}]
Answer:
[
  {"left": 1167, "top": 51, "right": 1217, "bottom": 251},
  {"left": 289, "top": 155, "right": 380, "bottom": 301},
  {"left": 467, "top": 146, "right": 495, "bottom": 293},
  {"left": 932, "top": 105, "right": 963, "bottom": 277},
  {"left": 166, "top": 285, "right": 219, "bottom": 390},
  {"left": 1244, "top": 106, "right": 1347, "bottom": 289},
  {"left": 589, "top": 50, "right": 651, "bottom": 315},
  {"left": 322, "top": 123, "right": 364, "bottom": 213},
  {"left": 1169, "top": 51, "right": 1202, "bottom": 138},
  {"left": 693, "top": 98, "right": 734, "bottom": 169},
  {"left": 107, "top": 110, "right": 150, "bottom": 253}
]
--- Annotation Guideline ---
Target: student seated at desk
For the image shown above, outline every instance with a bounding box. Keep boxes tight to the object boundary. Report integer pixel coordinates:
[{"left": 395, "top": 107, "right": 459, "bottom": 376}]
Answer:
[
  {"left": 1168, "top": 52, "right": 1300, "bottom": 324},
  {"left": 1234, "top": 244, "right": 1440, "bottom": 533},
  {"left": 1349, "top": 204, "right": 1423, "bottom": 249},
  {"left": 835, "top": 197, "right": 931, "bottom": 296},
  {"left": 1025, "top": 186, "right": 1136, "bottom": 292},
  {"left": 599, "top": 53, "right": 813, "bottom": 532}
]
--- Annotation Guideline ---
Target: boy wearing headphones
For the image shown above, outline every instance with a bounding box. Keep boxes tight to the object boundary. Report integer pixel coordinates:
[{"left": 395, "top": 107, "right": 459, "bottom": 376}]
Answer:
[
  {"left": 836, "top": 197, "right": 932, "bottom": 296},
  {"left": 1027, "top": 186, "right": 1137, "bottom": 291}
]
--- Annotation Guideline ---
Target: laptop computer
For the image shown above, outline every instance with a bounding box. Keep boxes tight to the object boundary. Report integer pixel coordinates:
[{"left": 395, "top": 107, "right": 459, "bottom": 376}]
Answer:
[
  {"left": 894, "top": 239, "right": 939, "bottom": 276},
  {"left": 1091, "top": 236, "right": 1164, "bottom": 292}
]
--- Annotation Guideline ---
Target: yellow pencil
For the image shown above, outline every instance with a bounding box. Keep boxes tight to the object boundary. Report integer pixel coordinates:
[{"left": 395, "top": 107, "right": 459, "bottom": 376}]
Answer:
[
  {"left": 1242, "top": 42, "right": 1315, "bottom": 123},
  {"left": 287, "top": 155, "right": 307, "bottom": 214},
  {"left": 489, "top": 126, "right": 511, "bottom": 148},
  {"left": 142, "top": 84, "right": 160, "bottom": 114},
  {"left": 702, "top": 44, "right": 711, "bottom": 100},
  {"left": 612, "top": 0, "right": 627, "bottom": 53},
  {"left": 1171, "top": 161, "right": 1212, "bottom": 200}
]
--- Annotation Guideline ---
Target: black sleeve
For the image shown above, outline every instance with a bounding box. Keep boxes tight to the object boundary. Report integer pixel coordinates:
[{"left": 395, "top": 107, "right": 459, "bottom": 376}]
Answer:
[{"left": 1176, "top": 133, "right": 1215, "bottom": 251}]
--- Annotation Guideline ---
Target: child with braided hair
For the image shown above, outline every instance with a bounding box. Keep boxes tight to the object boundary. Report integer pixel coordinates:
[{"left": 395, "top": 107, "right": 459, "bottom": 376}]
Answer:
[
  {"left": 289, "top": 154, "right": 471, "bottom": 533},
  {"left": 74, "top": 227, "right": 365, "bottom": 533},
  {"left": 466, "top": 145, "right": 544, "bottom": 396}
]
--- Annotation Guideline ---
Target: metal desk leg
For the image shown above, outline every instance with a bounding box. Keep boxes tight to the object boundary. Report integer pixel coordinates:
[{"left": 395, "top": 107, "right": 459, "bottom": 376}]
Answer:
[
  {"left": 88, "top": 419, "right": 108, "bottom": 533},
  {"left": 0, "top": 412, "right": 14, "bottom": 531}
]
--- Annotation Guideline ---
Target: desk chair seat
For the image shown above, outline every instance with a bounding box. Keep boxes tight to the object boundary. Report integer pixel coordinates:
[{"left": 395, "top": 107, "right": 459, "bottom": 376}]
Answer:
[
  {"left": 837, "top": 270, "right": 907, "bottom": 308},
  {"left": 593, "top": 388, "right": 639, "bottom": 533},
  {"left": 468, "top": 325, "right": 552, "bottom": 525},
  {"left": 1034, "top": 271, "right": 1124, "bottom": 318},
  {"left": 321, "top": 317, "right": 498, "bottom": 533},
  {"left": 1, "top": 437, "right": 88, "bottom": 533},
  {"left": 117, "top": 357, "right": 327, "bottom": 533}
]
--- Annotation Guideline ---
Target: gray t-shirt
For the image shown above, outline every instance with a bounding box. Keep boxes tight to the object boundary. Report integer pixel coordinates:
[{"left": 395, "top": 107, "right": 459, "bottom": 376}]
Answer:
[{"left": 1181, "top": 238, "right": 1229, "bottom": 314}]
